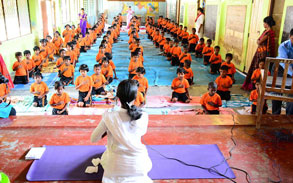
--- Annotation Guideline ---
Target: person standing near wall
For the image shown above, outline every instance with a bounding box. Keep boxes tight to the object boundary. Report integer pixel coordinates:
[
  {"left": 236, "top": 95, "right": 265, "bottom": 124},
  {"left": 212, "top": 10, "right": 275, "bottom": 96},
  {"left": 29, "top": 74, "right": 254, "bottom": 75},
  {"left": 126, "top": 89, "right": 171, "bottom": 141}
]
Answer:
[
  {"left": 127, "top": 6, "right": 135, "bottom": 29},
  {"left": 195, "top": 8, "right": 205, "bottom": 39},
  {"left": 79, "top": 8, "right": 88, "bottom": 37},
  {"left": 242, "top": 16, "right": 276, "bottom": 91}
]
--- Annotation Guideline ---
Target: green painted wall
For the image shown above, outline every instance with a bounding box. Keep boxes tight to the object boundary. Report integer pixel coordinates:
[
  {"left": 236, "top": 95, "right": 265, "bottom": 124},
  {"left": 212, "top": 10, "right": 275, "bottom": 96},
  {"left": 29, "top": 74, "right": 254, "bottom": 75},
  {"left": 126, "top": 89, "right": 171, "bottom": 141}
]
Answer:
[
  {"left": 182, "top": 0, "right": 272, "bottom": 71},
  {"left": 279, "top": 0, "right": 293, "bottom": 44},
  {"left": 0, "top": 0, "right": 84, "bottom": 73}
]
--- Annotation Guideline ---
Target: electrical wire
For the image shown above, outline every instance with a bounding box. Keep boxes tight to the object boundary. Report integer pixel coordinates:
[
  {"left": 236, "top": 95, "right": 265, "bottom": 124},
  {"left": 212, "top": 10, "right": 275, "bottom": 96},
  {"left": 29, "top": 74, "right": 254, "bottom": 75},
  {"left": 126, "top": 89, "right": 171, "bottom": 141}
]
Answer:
[{"left": 142, "top": 114, "right": 252, "bottom": 183}]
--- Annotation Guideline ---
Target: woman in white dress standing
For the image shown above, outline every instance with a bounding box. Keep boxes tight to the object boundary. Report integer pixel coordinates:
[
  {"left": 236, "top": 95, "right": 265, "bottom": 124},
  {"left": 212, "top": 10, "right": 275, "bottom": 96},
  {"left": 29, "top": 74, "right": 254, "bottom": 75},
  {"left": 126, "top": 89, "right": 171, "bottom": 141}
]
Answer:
[
  {"left": 195, "top": 8, "right": 205, "bottom": 39},
  {"left": 91, "top": 79, "right": 153, "bottom": 183},
  {"left": 126, "top": 6, "right": 135, "bottom": 29}
]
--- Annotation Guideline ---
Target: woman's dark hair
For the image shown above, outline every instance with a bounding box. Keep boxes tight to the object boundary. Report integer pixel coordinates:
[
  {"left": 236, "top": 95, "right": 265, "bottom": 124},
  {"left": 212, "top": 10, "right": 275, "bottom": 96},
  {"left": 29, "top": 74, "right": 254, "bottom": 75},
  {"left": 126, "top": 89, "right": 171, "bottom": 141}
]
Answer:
[
  {"left": 81, "top": 8, "right": 84, "bottom": 11},
  {"left": 54, "top": 81, "right": 64, "bottom": 90},
  {"left": 263, "top": 16, "right": 276, "bottom": 27},
  {"left": 117, "top": 79, "right": 142, "bottom": 121},
  {"left": 198, "top": 8, "right": 204, "bottom": 13},
  {"left": 79, "top": 64, "right": 89, "bottom": 72},
  {"left": 129, "top": 6, "right": 131, "bottom": 8}
]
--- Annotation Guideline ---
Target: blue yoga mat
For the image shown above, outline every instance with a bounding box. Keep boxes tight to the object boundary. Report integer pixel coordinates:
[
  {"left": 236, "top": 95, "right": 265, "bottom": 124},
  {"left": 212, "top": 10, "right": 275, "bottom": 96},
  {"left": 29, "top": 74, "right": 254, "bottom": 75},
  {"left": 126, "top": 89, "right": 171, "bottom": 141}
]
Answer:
[{"left": 26, "top": 144, "right": 235, "bottom": 181}]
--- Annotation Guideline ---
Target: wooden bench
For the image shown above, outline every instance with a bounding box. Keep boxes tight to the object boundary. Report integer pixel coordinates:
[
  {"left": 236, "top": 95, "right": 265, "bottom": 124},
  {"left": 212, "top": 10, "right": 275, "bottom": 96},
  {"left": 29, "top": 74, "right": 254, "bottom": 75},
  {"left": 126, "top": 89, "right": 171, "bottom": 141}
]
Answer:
[{"left": 256, "top": 57, "right": 293, "bottom": 128}]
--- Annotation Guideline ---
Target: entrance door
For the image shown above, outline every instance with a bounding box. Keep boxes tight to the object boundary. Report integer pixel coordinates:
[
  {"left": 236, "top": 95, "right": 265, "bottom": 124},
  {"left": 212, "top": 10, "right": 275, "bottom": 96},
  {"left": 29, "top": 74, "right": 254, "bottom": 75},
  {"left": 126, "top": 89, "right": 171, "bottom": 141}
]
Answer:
[{"left": 245, "top": 0, "right": 265, "bottom": 72}]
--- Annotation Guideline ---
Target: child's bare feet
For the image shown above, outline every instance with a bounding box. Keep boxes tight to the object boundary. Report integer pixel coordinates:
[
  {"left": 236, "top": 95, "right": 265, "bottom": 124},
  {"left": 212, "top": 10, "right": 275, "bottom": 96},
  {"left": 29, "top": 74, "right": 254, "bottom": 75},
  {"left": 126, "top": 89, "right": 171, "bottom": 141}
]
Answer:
[
  {"left": 185, "top": 99, "right": 190, "bottom": 103},
  {"left": 171, "top": 98, "right": 177, "bottom": 103}
]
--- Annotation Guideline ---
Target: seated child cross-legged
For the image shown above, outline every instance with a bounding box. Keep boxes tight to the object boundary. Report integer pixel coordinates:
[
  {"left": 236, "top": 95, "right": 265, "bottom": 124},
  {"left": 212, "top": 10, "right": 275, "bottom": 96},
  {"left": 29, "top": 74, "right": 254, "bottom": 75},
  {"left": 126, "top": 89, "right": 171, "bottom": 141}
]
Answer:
[
  {"left": 49, "top": 81, "right": 71, "bottom": 115},
  {"left": 132, "top": 67, "right": 148, "bottom": 97},
  {"left": 171, "top": 39, "right": 182, "bottom": 66},
  {"left": 101, "top": 57, "right": 114, "bottom": 84},
  {"left": 59, "top": 56, "right": 74, "bottom": 86},
  {"left": 215, "top": 65, "right": 233, "bottom": 107},
  {"left": 75, "top": 64, "right": 93, "bottom": 107},
  {"left": 202, "top": 39, "right": 214, "bottom": 65},
  {"left": 250, "top": 81, "right": 268, "bottom": 114},
  {"left": 133, "top": 79, "right": 146, "bottom": 108},
  {"left": 171, "top": 67, "right": 191, "bottom": 103},
  {"left": 30, "top": 72, "right": 49, "bottom": 107},
  {"left": 221, "top": 53, "right": 236, "bottom": 83},
  {"left": 200, "top": 82, "right": 222, "bottom": 114},
  {"left": 209, "top": 46, "right": 222, "bottom": 74},
  {"left": 91, "top": 64, "right": 108, "bottom": 95},
  {"left": 128, "top": 51, "right": 142, "bottom": 79},
  {"left": 183, "top": 60, "right": 194, "bottom": 85},
  {"left": 195, "top": 38, "right": 205, "bottom": 58}
]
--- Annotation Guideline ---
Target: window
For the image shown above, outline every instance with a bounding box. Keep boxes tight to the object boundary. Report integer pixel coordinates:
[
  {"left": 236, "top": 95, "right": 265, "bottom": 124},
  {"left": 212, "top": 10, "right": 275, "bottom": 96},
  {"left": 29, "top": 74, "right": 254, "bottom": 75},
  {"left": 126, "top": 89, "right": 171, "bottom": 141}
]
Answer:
[{"left": 0, "top": 0, "right": 31, "bottom": 41}]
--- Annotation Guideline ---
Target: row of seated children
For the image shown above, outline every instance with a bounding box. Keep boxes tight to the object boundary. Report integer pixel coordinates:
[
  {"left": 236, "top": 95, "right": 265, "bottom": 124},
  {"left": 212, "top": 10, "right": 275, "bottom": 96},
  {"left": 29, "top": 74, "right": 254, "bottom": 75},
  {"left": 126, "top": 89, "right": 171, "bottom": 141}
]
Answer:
[{"left": 12, "top": 15, "right": 106, "bottom": 85}]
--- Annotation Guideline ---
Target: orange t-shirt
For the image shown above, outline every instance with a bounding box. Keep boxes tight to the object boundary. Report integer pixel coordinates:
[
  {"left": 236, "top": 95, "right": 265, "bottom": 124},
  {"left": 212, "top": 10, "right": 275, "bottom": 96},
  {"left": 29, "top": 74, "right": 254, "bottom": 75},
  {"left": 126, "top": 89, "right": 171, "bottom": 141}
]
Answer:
[
  {"left": 56, "top": 57, "right": 64, "bottom": 69},
  {"left": 202, "top": 46, "right": 214, "bottom": 56},
  {"left": 171, "top": 78, "right": 190, "bottom": 93},
  {"left": 66, "top": 50, "right": 77, "bottom": 64},
  {"left": 189, "top": 34, "right": 199, "bottom": 44},
  {"left": 200, "top": 92, "right": 222, "bottom": 111},
  {"left": 129, "top": 43, "right": 135, "bottom": 50},
  {"left": 39, "top": 46, "right": 48, "bottom": 58},
  {"left": 209, "top": 54, "right": 222, "bottom": 64},
  {"left": 177, "top": 29, "right": 182, "bottom": 37},
  {"left": 109, "top": 60, "right": 116, "bottom": 70},
  {"left": 96, "top": 52, "right": 105, "bottom": 62},
  {"left": 12, "top": 61, "right": 27, "bottom": 76},
  {"left": 221, "top": 62, "right": 236, "bottom": 75},
  {"left": 184, "top": 67, "right": 193, "bottom": 79},
  {"left": 74, "top": 76, "right": 93, "bottom": 92},
  {"left": 179, "top": 53, "right": 192, "bottom": 63},
  {"left": 62, "top": 29, "right": 73, "bottom": 43},
  {"left": 250, "top": 89, "right": 258, "bottom": 105},
  {"left": 131, "top": 45, "right": 144, "bottom": 54},
  {"left": 101, "top": 65, "right": 113, "bottom": 77},
  {"left": 164, "top": 44, "right": 170, "bottom": 53},
  {"left": 23, "top": 58, "right": 35, "bottom": 71},
  {"left": 171, "top": 46, "right": 182, "bottom": 57},
  {"left": 195, "top": 43, "right": 205, "bottom": 52},
  {"left": 215, "top": 76, "right": 233, "bottom": 91},
  {"left": 0, "top": 83, "right": 9, "bottom": 97},
  {"left": 128, "top": 61, "right": 143, "bottom": 74},
  {"left": 91, "top": 73, "right": 107, "bottom": 88},
  {"left": 133, "top": 75, "right": 149, "bottom": 93},
  {"left": 53, "top": 37, "right": 63, "bottom": 49},
  {"left": 30, "top": 81, "right": 49, "bottom": 96},
  {"left": 182, "top": 31, "right": 189, "bottom": 39},
  {"left": 32, "top": 54, "right": 43, "bottom": 66},
  {"left": 251, "top": 69, "right": 261, "bottom": 83},
  {"left": 134, "top": 91, "right": 145, "bottom": 107},
  {"left": 49, "top": 92, "right": 71, "bottom": 110},
  {"left": 60, "top": 64, "right": 74, "bottom": 78}
]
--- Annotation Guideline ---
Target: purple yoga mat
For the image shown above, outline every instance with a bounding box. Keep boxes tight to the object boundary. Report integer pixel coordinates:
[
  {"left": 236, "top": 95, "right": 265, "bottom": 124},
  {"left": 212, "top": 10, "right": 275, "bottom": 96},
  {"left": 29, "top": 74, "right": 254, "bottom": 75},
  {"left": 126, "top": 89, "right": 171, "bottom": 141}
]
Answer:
[{"left": 26, "top": 144, "right": 235, "bottom": 181}]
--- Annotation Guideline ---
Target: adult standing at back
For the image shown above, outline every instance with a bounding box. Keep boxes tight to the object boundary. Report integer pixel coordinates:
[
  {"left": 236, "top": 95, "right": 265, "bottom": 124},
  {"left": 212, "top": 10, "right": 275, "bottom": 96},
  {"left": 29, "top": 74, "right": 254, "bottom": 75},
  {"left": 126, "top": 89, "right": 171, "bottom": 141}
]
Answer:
[
  {"left": 242, "top": 16, "right": 276, "bottom": 91},
  {"left": 126, "top": 6, "right": 134, "bottom": 29},
  {"left": 79, "top": 8, "right": 87, "bottom": 37},
  {"left": 195, "top": 8, "right": 205, "bottom": 39}
]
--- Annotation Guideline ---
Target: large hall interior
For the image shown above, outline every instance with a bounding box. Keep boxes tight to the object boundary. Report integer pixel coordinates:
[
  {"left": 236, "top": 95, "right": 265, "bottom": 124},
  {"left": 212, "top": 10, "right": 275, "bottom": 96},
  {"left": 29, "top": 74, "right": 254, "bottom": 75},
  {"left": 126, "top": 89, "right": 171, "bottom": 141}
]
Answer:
[{"left": 0, "top": 0, "right": 293, "bottom": 182}]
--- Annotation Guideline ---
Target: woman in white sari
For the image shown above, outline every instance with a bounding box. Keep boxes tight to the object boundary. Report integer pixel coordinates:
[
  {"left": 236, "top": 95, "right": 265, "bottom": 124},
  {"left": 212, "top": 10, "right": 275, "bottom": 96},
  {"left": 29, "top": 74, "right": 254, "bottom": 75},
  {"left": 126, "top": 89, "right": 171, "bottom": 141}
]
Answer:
[{"left": 91, "top": 79, "right": 152, "bottom": 183}]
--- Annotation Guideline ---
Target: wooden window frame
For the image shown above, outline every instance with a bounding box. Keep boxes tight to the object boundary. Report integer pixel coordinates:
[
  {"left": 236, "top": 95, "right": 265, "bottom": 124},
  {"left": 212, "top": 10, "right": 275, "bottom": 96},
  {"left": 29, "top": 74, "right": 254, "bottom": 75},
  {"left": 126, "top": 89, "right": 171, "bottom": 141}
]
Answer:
[{"left": 0, "top": 0, "right": 32, "bottom": 42}]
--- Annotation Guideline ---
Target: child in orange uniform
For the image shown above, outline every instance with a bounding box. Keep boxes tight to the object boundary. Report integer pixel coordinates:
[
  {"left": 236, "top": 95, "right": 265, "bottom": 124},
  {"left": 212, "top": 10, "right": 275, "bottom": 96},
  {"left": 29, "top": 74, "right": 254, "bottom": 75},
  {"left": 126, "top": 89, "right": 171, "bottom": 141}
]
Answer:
[
  {"left": 46, "top": 35, "right": 55, "bottom": 61},
  {"left": 171, "top": 39, "right": 182, "bottom": 66},
  {"left": 13, "top": 52, "right": 28, "bottom": 84},
  {"left": 39, "top": 39, "right": 49, "bottom": 67},
  {"left": 209, "top": 46, "right": 222, "bottom": 74},
  {"left": 23, "top": 50, "right": 35, "bottom": 78},
  {"left": 101, "top": 57, "right": 114, "bottom": 84},
  {"left": 202, "top": 39, "right": 214, "bottom": 65},
  {"left": 96, "top": 45, "right": 106, "bottom": 63},
  {"left": 32, "top": 46, "right": 43, "bottom": 73},
  {"left": 163, "top": 38, "right": 171, "bottom": 56},
  {"left": 184, "top": 60, "right": 194, "bottom": 85},
  {"left": 105, "top": 52, "right": 118, "bottom": 79},
  {"left": 251, "top": 59, "right": 265, "bottom": 84},
  {"left": 53, "top": 31, "right": 63, "bottom": 55},
  {"left": 50, "top": 81, "right": 70, "bottom": 115},
  {"left": 133, "top": 80, "right": 145, "bottom": 107},
  {"left": 181, "top": 26, "right": 189, "bottom": 46},
  {"left": 91, "top": 64, "right": 107, "bottom": 95},
  {"left": 75, "top": 64, "right": 93, "bottom": 107},
  {"left": 128, "top": 51, "right": 143, "bottom": 79},
  {"left": 221, "top": 53, "right": 236, "bottom": 83},
  {"left": 179, "top": 45, "right": 192, "bottom": 67},
  {"left": 200, "top": 82, "right": 222, "bottom": 114},
  {"left": 56, "top": 49, "right": 66, "bottom": 73},
  {"left": 60, "top": 56, "right": 74, "bottom": 86},
  {"left": 188, "top": 28, "right": 199, "bottom": 52},
  {"left": 171, "top": 67, "right": 190, "bottom": 103},
  {"left": 62, "top": 24, "right": 73, "bottom": 45},
  {"left": 30, "top": 72, "right": 49, "bottom": 107},
  {"left": 250, "top": 81, "right": 268, "bottom": 114},
  {"left": 132, "top": 67, "right": 148, "bottom": 96},
  {"left": 195, "top": 38, "right": 205, "bottom": 58},
  {"left": 0, "top": 74, "right": 10, "bottom": 102},
  {"left": 215, "top": 65, "right": 233, "bottom": 107}
]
